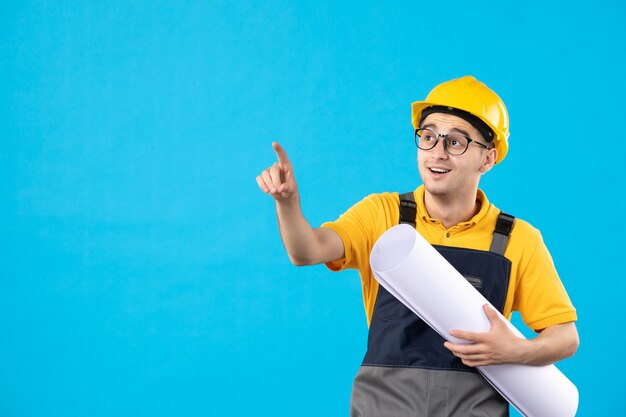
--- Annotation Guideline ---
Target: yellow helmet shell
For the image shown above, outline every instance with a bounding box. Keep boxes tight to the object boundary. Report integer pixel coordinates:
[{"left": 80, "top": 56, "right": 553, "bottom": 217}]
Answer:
[{"left": 411, "top": 76, "right": 510, "bottom": 163}]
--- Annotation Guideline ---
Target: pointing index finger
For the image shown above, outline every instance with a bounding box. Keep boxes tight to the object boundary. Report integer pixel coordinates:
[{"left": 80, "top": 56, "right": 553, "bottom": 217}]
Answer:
[{"left": 272, "top": 142, "right": 290, "bottom": 165}]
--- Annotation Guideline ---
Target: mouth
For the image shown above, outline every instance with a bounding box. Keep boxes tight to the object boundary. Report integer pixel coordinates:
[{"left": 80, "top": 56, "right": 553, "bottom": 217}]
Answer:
[{"left": 428, "top": 167, "right": 451, "bottom": 174}]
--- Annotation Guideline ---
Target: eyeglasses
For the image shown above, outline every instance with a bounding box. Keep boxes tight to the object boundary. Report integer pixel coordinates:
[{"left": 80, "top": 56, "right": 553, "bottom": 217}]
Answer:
[{"left": 414, "top": 128, "right": 491, "bottom": 156}]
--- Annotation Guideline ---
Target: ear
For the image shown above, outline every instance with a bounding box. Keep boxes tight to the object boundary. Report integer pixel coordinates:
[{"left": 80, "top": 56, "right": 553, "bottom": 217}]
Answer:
[{"left": 479, "top": 147, "right": 498, "bottom": 173}]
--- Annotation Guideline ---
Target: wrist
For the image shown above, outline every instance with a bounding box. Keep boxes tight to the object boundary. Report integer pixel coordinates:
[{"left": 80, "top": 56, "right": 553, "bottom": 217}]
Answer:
[
  {"left": 275, "top": 193, "right": 301, "bottom": 210},
  {"left": 517, "top": 338, "right": 535, "bottom": 365}
]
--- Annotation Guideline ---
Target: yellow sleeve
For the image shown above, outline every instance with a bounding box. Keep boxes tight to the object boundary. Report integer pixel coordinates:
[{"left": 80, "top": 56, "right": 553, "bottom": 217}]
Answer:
[
  {"left": 320, "top": 193, "right": 396, "bottom": 272},
  {"left": 512, "top": 226, "right": 577, "bottom": 331}
]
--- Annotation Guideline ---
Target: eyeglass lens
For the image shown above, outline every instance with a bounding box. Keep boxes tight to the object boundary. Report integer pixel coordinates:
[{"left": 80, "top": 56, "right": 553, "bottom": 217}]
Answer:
[{"left": 416, "top": 129, "right": 469, "bottom": 155}]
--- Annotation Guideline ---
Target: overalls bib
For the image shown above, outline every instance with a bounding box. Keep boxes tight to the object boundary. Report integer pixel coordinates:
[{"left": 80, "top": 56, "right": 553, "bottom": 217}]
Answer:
[{"left": 350, "top": 192, "right": 515, "bottom": 417}]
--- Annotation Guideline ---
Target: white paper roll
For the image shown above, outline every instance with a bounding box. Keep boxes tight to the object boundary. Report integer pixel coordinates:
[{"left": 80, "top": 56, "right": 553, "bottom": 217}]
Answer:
[{"left": 369, "top": 224, "right": 578, "bottom": 417}]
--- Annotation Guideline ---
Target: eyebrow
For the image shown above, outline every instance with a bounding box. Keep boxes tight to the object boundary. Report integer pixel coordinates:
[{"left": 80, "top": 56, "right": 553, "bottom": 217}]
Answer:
[
  {"left": 450, "top": 127, "right": 471, "bottom": 137},
  {"left": 420, "top": 123, "right": 471, "bottom": 138}
]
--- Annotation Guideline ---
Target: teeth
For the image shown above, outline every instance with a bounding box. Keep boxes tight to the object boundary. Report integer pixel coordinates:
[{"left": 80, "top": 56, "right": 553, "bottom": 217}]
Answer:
[{"left": 430, "top": 168, "right": 450, "bottom": 173}]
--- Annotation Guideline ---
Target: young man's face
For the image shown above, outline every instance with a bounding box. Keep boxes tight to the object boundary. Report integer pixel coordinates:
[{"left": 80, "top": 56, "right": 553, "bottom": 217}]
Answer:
[{"left": 417, "top": 112, "right": 497, "bottom": 200}]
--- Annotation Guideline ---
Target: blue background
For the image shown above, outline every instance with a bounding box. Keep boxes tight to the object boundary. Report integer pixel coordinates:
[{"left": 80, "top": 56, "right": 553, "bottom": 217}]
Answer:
[{"left": 2, "top": 1, "right": 624, "bottom": 416}]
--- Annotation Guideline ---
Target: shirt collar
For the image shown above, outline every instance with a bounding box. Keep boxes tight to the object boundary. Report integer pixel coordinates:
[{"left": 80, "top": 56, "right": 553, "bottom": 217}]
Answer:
[{"left": 414, "top": 185, "right": 491, "bottom": 228}]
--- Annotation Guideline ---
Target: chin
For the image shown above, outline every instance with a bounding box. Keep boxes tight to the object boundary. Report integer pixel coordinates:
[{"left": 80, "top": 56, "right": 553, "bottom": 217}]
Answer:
[{"left": 423, "top": 183, "right": 449, "bottom": 196}]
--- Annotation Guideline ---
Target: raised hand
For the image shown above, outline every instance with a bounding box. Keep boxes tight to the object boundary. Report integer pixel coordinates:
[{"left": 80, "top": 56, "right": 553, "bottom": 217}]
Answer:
[{"left": 256, "top": 142, "right": 299, "bottom": 202}]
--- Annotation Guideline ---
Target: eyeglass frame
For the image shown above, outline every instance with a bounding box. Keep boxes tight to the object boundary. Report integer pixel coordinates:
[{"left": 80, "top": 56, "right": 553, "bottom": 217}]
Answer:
[{"left": 414, "top": 127, "right": 492, "bottom": 156}]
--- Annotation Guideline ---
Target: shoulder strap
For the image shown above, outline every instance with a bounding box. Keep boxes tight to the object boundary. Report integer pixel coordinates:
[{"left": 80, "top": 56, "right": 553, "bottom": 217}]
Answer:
[
  {"left": 490, "top": 211, "right": 516, "bottom": 256},
  {"left": 398, "top": 192, "right": 417, "bottom": 227}
]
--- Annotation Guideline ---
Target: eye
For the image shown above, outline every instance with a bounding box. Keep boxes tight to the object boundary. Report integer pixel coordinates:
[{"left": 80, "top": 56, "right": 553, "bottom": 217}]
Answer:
[
  {"left": 421, "top": 130, "right": 436, "bottom": 141},
  {"left": 447, "top": 135, "right": 467, "bottom": 150}
]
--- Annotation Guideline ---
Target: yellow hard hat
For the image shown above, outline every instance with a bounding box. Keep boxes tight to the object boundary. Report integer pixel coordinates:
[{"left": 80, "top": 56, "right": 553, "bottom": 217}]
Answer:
[{"left": 411, "top": 76, "right": 510, "bottom": 163}]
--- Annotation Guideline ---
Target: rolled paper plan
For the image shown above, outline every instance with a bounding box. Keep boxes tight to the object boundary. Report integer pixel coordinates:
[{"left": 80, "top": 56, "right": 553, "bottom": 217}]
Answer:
[{"left": 369, "top": 224, "right": 578, "bottom": 417}]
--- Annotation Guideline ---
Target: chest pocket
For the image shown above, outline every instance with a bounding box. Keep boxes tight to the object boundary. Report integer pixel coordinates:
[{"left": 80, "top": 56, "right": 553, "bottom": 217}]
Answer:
[{"left": 464, "top": 274, "right": 483, "bottom": 288}]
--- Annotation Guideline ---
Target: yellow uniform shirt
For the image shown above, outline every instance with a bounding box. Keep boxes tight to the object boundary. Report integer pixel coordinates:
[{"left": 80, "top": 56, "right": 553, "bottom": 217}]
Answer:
[{"left": 321, "top": 185, "right": 577, "bottom": 331}]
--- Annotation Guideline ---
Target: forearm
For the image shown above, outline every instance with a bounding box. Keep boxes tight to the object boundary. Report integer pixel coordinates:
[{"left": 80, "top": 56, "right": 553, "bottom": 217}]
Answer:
[
  {"left": 515, "top": 322, "right": 579, "bottom": 366},
  {"left": 275, "top": 196, "right": 342, "bottom": 266},
  {"left": 257, "top": 142, "right": 343, "bottom": 266}
]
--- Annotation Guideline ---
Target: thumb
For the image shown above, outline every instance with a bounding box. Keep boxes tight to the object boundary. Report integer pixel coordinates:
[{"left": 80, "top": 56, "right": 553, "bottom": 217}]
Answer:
[
  {"left": 278, "top": 180, "right": 296, "bottom": 194},
  {"left": 483, "top": 304, "right": 501, "bottom": 328}
]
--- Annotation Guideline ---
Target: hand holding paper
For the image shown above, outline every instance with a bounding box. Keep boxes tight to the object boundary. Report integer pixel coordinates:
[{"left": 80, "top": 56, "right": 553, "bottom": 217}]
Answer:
[{"left": 445, "top": 304, "right": 529, "bottom": 367}]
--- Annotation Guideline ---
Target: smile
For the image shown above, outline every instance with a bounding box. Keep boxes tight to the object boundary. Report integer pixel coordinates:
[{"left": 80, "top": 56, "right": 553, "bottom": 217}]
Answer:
[{"left": 429, "top": 168, "right": 451, "bottom": 174}]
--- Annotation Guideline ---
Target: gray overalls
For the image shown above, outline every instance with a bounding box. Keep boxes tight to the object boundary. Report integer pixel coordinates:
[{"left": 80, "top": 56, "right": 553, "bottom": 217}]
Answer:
[{"left": 350, "top": 192, "right": 515, "bottom": 417}]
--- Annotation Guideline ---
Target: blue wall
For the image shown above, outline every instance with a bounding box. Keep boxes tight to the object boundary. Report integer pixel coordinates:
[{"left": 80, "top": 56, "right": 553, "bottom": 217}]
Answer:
[{"left": 2, "top": 1, "right": 624, "bottom": 416}]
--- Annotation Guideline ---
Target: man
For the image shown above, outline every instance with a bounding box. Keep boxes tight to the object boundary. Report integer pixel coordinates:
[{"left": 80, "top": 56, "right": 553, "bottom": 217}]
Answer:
[{"left": 256, "top": 76, "right": 579, "bottom": 417}]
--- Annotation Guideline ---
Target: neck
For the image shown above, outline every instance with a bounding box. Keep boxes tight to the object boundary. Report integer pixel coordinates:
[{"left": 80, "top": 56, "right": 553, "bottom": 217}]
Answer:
[{"left": 424, "top": 189, "right": 480, "bottom": 229}]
